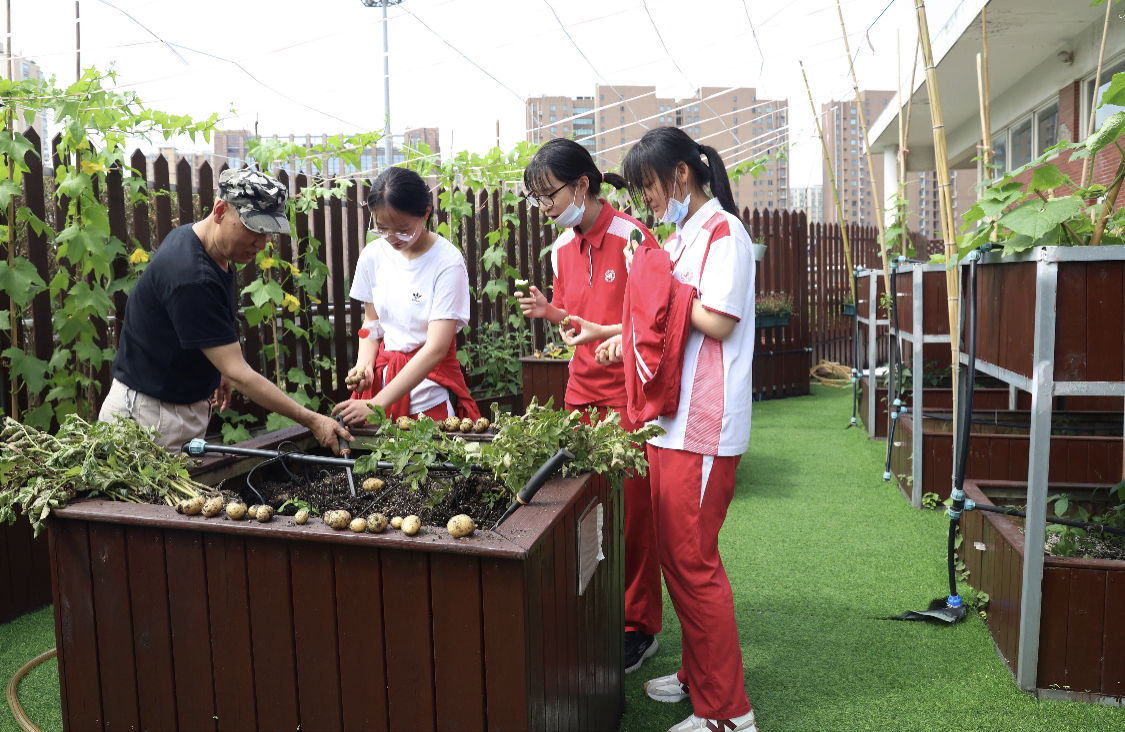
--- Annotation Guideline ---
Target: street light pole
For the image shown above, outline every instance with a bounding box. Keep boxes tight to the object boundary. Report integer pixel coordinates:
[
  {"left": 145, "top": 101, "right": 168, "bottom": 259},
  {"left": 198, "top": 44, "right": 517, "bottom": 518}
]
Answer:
[{"left": 361, "top": 0, "right": 403, "bottom": 170}]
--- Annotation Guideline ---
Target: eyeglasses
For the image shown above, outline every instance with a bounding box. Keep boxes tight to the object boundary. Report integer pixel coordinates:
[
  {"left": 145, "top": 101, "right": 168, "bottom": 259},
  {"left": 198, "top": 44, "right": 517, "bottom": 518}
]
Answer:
[
  {"left": 371, "top": 220, "right": 420, "bottom": 242},
  {"left": 524, "top": 181, "right": 570, "bottom": 208}
]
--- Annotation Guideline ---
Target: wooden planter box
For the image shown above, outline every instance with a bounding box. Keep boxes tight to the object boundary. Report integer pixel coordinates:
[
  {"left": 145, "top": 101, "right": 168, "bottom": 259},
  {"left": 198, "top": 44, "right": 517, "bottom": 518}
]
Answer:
[
  {"left": 960, "top": 479, "right": 1125, "bottom": 700},
  {"left": 520, "top": 356, "right": 570, "bottom": 411},
  {"left": 0, "top": 519, "right": 51, "bottom": 623},
  {"left": 977, "top": 248, "right": 1125, "bottom": 384},
  {"left": 859, "top": 384, "right": 1025, "bottom": 440},
  {"left": 889, "top": 410, "right": 1123, "bottom": 502},
  {"left": 48, "top": 427, "right": 624, "bottom": 732}
]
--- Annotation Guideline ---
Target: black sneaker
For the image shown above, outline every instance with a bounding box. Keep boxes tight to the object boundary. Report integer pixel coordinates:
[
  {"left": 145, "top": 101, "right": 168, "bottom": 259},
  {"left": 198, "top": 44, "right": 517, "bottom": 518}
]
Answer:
[{"left": 624, "top": 631, "right": 659, "bottom": 674}]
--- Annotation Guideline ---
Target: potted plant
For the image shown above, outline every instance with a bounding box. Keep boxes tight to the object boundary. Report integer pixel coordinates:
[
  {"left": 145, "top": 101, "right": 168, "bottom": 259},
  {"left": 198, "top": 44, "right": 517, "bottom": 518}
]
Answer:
[
  {"left": 960, "top": 478, "right": 1125, "bottom": 700},
  {"left": 458, "top": 319, "right": 531, "bottom": 415},
  {"left": 755, "top": 290, "right": 794, "bottom": 329},
  {"left": 5, "top": 404, "right": 662, "bottom": 731},
  {"left": 841, "top": 293, "right": 856, "bottom": 317}
]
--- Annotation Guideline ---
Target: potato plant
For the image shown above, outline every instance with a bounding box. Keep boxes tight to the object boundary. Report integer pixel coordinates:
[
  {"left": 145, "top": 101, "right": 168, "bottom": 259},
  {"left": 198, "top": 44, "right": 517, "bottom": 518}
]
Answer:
[{"left": 0, "top": 415, "right": 208, "bottom": 536}]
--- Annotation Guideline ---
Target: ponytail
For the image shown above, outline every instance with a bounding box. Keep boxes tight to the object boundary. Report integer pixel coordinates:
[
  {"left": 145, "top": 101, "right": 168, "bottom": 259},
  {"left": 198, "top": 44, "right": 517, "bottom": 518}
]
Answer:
[
  {"left": 524, "top": 138, "right": 624, "bottom": 198},
  {"left": 622, "top": 127, "right": 739, "bottom": 217}
]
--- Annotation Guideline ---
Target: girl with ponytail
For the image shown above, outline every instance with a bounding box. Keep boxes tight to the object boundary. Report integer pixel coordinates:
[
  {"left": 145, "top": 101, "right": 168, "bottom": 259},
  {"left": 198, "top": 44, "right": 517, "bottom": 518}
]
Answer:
[
  {"left": 613, "top": 126, "right": 759, "bottom": 732},
  {"left": 516, "top": 138, "right": 665, "bottom": 675}
]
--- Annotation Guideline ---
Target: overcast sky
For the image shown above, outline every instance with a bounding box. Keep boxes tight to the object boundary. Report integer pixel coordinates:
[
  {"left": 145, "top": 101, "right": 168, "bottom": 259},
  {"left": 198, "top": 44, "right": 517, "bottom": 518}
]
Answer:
[{"left": 10, "top": 0, "right": 964, "bottom": 187}]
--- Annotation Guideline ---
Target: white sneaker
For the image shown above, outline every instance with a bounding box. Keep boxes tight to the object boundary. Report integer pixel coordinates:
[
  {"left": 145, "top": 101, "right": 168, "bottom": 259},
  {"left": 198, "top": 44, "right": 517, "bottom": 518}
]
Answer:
[
  {"left": 644, "top": 671, "right": 690, "bottom": 703},
  {"left": 667, "top": 709, "right": 758, "bottom": 732}
]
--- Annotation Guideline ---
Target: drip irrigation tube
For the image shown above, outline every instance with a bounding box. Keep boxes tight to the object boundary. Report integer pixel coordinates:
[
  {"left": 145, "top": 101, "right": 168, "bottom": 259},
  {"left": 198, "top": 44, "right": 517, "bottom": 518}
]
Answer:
[
  {"left": 918, "top": 411, "right": 1121, "bottom": 434},
  {"left": 849, "top": 265, "right": 862, "bottom": 429},
  {"left": 966, "top": 502, "right": 1125, "bottom": 537},
  {"left": 883, "top": 257, "right": 908, "bottom": 481},
  {"left": 183, "top": 439, "right": 487, "bottom": 473},
  {"left": 6, "top": 647, "right": 56, "bottom": 732}
]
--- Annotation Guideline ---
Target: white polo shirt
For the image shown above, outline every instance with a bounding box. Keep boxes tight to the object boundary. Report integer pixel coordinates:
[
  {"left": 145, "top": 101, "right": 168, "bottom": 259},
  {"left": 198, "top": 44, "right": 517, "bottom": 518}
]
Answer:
[
  {"left": 648, "top": 197, "right": 756, "bottom": 456},
  {"left": 349, "top": 234, "right": 470, "bottom": 412}
]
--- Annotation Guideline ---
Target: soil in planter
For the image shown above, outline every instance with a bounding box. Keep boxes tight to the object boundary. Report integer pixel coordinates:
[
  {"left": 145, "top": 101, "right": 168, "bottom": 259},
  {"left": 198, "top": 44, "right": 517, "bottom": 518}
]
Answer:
[{"left": 234, "top": 460, "right": 512, "bottom": 530}]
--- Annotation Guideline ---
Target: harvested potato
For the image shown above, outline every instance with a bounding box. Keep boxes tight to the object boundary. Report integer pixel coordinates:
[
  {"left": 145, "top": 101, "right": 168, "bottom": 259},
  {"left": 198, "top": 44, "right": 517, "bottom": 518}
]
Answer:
[
  {"left": 176, "top": 496, "right": 204, "bottom": 515},
  {"left": 294, "top": 508, "right": 310, "bottom": 525},
  {"left": 444, "top": 415, "right": 461, "bottom": 432},
  {"left": 367, "top": 513, "right": 388, "bottom": 533},
  {"left": 349, "top": 517, "right": 368, "bottom": 533},
  {"left": 396, "top": 416, "right": 413, "bottom": 430},
  {"left": 256, "top": 506, "right": 274, "bottom": 523},
  {"left": 201, "top": 496, "right": 224, "bottom": 518},
  {"left": 473, "top": 417, "right": 490, "bottom": 433},
  {"left": 401, "top": 515, "right": 421, "bottom": 536},
  {"left": 459, "top": 418, "right": 473, "bottom": 433},
  {"left": 447, "top": 514, "right": 476, "bottom": 538},
  {"left": 390, "top": 516, "right": 403, "bottom": 530},
  {"left": 247, "top": 504, "right": 262, "bottom": 520},
  {"left": 362, "top": 476, "right": 385, "bottom": 492},
  {"left": 324, "top": 510, "right": 352, "bottom": 530},
  {"left": 559, "top": 314, "right": 572, "bottom": 329},
  {"left": 225, "top": 500, "right": 248, "bottom": 520}
]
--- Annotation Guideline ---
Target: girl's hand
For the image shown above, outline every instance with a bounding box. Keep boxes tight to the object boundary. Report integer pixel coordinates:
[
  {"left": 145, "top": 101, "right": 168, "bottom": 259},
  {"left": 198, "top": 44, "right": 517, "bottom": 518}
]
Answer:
[
  {"left": 516, "top": 285, "right": 550, "bottom": 319},
  {"left": 332, "top": 398, "right": 378, "bottom": 427},
  {"left": 345, "top": 364, "right": 374, "bottom": 393},
  {"left": 209, "top": 377, "right": 232, "bottom": 412},
  {"left": 594, "top": 334, "right": 624, "bottom": 365},
  {"left": 560, "top": 314, "right": 605, "bottom": 346}
]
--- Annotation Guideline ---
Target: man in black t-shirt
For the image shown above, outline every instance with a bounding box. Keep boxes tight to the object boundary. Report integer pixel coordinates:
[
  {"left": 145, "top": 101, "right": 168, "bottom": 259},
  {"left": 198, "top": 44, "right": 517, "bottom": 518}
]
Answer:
[{"left": 99, "top": 168, "right": 351, "bottom": 452}]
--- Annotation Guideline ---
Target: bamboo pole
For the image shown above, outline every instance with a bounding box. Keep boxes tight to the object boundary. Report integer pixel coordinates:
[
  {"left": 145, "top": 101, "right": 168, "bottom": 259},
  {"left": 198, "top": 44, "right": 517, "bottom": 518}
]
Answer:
[
  {"left": 897, "top": 33, "right": 907, "bottom": 256},
  {"left": 835, "top": 0, "right": 891, "bottom": 299},
  {"left": 5, "top": 0, "right": 16, "bottom": 421},
  {"left": 801, "top": 61, "right": 856, "bottom": 303},
  {"left": 913, "top": 0, "right": 960, "bottom": 421},
  {"left": 980, "top": 10, "right": 992, "bottom": 176},
  {"left": 901, "top": 37, "right": 921, "bottom": 255},
  {"left": 1082, "top": 0, "right": 1113, "bottom": 188}
]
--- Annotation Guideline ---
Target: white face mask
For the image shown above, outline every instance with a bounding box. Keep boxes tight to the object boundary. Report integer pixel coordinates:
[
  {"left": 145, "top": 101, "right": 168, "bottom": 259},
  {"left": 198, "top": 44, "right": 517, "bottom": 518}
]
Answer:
[
  {"left": 551, "top": 185, "right": 585, "bottom": 229},
  {"left": 660, "top": 178, "right": 690, "bottom": 226}
]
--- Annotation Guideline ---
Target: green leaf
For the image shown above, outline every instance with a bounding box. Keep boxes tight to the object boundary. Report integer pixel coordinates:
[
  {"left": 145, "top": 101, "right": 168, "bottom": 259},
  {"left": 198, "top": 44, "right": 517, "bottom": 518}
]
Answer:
[
  {"left": 1098, "top": 71, "right": 1125, "bottom": 108},
  {"left": 2, "top": 347, "right": 50, "bottom": 393},
  {"left": 1026, "top": 164, "right": 1073, "bottom": 195},
  {"left": 0, "top": 179, "right": 22, "bottom": 210},
  {"left": 0, "top": 257, "right": 46, "bottom": 307},
  {"left": 1078, "top": 110, "right": 1125, "bottom": 158},
  {"left": 998, "top": 197, "right": 1084, "bottom": 241}
]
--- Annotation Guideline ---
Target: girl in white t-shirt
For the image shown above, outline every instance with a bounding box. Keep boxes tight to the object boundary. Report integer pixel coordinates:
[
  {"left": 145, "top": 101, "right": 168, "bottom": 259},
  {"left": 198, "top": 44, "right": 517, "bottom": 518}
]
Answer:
[
  {"left": 333, "top": 167, "right": 479, "bottom": 426},
  {"left": 612, "top": 127, "right": 758, "bottom": 732}
]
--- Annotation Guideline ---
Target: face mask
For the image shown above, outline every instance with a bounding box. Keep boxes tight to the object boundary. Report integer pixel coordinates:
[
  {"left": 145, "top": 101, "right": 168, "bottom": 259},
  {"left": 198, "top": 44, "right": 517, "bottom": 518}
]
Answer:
[
  {"left": 551, "top": 185, "right": 585, "bottom": 229},
  {"left": 660, "top": 178, "right": 690, "bottom": 226}
]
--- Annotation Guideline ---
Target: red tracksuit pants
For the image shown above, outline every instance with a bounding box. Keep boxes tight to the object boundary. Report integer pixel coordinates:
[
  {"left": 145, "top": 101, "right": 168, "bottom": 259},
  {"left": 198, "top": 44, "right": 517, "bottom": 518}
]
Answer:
[
  {"left": 648, "top": 444, "right": 751, "bottom": 720},
  {"left": 568, "top": 404, "right": 662, "bottom": 636}
]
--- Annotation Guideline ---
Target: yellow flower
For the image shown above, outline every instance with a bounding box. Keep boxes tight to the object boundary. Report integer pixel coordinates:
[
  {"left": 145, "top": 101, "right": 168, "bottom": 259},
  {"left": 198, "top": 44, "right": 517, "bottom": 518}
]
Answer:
[
  {"left": 310, "top": 296, "right": 321, "bottom": 305},
  {"left": 288, "top": 264, "right": 301, "bottom": 276},
  {"left": 80, "top": 159, "right": 107, "bottom": 175},
  {"left": 128, "top": 248, "right": 150, "bottom": 265},
  {"left": 282, "top": 293, "right": 300, "bottom": 313},
  {"left": 259, "top": 256, "right": 277, "bottom": 270}
]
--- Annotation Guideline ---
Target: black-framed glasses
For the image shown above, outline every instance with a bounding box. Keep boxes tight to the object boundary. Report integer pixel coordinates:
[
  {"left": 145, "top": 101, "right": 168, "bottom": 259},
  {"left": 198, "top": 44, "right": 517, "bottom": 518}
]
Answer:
[{"left": 524, "top": 181, "right": 570, "bottom": 208}]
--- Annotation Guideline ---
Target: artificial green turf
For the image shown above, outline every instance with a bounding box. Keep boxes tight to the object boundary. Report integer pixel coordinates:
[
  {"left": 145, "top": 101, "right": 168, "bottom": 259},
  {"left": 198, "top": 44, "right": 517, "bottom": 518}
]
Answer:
[
  {"left": 0, "top": 606, "right": 59, "bottom": 732},
  {"left": 619, "top": 384, "right": 1125, "bottom": 732},
  {"left": 3, "top": 385, "right": 1123, "bottom": 731}
]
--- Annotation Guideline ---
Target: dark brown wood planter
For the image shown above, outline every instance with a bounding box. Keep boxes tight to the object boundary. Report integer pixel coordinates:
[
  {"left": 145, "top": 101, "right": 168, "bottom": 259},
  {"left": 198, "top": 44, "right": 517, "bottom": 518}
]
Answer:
[
  {"left": 520, "top": 355, "right": 571, "bottom": 411},
  {"left": 0, "top": 519, "right": 51, "bottom": 623},
  {"left": 476, "top": 391, "right": 525, "bottom": 417},
  {"left": 860, "top": 384, "right": 1025, "bottom": 440},
  {"left": 48, "top": 426, "right": 624, "bottom": 732},
  {"left": 960, "top": 479, "right": 1125, "bottom": 701},
  {"left": 889, "top": 410, "right": 1123, "bottom": 502}
]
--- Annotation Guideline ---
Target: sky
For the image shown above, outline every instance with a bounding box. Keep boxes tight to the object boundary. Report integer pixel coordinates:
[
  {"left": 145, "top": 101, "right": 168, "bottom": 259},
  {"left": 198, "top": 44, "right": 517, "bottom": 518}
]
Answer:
[{"left": 9, "top": 0, "right": 964, "bottom": 187}]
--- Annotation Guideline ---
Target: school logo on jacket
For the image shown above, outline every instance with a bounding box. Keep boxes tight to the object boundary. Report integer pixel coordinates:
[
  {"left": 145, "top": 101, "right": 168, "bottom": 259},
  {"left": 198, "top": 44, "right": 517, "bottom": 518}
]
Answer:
[
  {"left": 411, "top": 291, "right": 423, "bottom": 303},
  {"left": 604, "top": 269, "right": 616, "bottom": 283}
]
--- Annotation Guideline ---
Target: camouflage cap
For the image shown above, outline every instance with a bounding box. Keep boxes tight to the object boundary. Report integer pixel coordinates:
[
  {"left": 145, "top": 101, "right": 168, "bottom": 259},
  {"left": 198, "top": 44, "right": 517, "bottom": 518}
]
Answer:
[{"left": 217, "top": 168, "right": 290, "bottom": 235}]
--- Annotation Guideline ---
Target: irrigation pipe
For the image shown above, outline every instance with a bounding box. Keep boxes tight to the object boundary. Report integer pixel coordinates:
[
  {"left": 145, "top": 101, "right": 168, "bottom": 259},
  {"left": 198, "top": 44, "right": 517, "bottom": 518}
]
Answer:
[{"left": 6, "top": 647, "right": 56, "bottom": 732}]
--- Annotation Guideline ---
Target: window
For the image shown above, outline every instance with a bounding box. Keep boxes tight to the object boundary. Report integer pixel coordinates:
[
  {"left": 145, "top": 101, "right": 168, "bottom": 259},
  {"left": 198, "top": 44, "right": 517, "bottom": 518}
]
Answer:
[
  {"left": 327, "top": 158, "right": 341, "bottom": 176},
  {"left": 991, "top": 135, "right": 1007, "bottom": 173},
  {"left": 1037, "top": 102, "right": 1059, "bottom": 155},
  {"left": 1009, "top": 117, "right": 1033, "bottom": 169},
  {"left": 1088, "top": 58, "right": 1125, "bottom": 130},
  {"left": 550, "top": 104, "right": 556, "bottom": 111},
  {"left": 360, "top": 154, "right": 373, "bottom": 170}
]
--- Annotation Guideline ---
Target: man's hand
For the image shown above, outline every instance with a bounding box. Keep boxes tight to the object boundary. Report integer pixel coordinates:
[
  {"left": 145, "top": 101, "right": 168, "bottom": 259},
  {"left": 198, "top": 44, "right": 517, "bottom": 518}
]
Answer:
[
  {"left": 209, "top": 377, "right": 232, "bottom": 412},
  {"left": 310, "top": 412, "right": 352, "bottom": 453},
  {"left": 594, "top": 334, "right": 624, "bottom": 365},
  {"left": 516, "top": 284, "right": 551, "bottom": 319}
]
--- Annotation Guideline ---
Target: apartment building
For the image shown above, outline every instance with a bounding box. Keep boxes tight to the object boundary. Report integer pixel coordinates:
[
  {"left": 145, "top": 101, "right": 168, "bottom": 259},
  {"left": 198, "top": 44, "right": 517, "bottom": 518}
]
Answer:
[
  {"left": 526, "top": 85, "right": 789, "bottom": 213},
  {"left": 789, "top": 185, "right": 824, "bottom": 223}
]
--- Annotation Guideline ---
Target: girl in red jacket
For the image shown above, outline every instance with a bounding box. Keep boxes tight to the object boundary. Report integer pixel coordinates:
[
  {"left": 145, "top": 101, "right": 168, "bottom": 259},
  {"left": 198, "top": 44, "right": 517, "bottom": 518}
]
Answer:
[
  {"left": 615, "top": 127, "right": 758, "bottom": 732},
  {"left": 516, "top": 138, "right": 664, "bottom": 675}
]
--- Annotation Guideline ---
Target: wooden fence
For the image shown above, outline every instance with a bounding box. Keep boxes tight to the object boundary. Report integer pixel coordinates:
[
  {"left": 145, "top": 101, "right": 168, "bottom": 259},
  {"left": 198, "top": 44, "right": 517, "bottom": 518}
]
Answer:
[{"left": 2, "top": 132, "right": 883, "bottom": 425}]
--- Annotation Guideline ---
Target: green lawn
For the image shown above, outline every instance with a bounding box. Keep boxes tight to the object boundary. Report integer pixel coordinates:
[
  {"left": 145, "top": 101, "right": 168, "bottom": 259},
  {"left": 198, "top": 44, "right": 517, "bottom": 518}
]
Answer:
[{"left": 4, "top": 384, "right": 1123, "bottom": 731}]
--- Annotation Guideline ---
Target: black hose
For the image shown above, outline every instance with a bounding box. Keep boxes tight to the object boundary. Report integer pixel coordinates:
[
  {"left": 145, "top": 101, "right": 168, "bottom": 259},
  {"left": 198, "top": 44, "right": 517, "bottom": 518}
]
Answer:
[
  {"left": 849, "top": 266, "right": 862, "bottom": 428},
  {"left": 917, "top": 412, "right": 1121, "bottom": 433},
  {"left": 972, "top": 503, "right": 1125, "bottom": 537},
  {"left": 883, "top": 259, "right": 904, "bottom": 480}
]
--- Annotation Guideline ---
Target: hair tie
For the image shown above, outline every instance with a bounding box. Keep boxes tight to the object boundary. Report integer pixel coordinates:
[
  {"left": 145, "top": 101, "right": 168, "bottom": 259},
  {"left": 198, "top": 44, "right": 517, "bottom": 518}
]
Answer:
[{"left": 697, "top": 143, "right": 705, "bottom": 154}]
